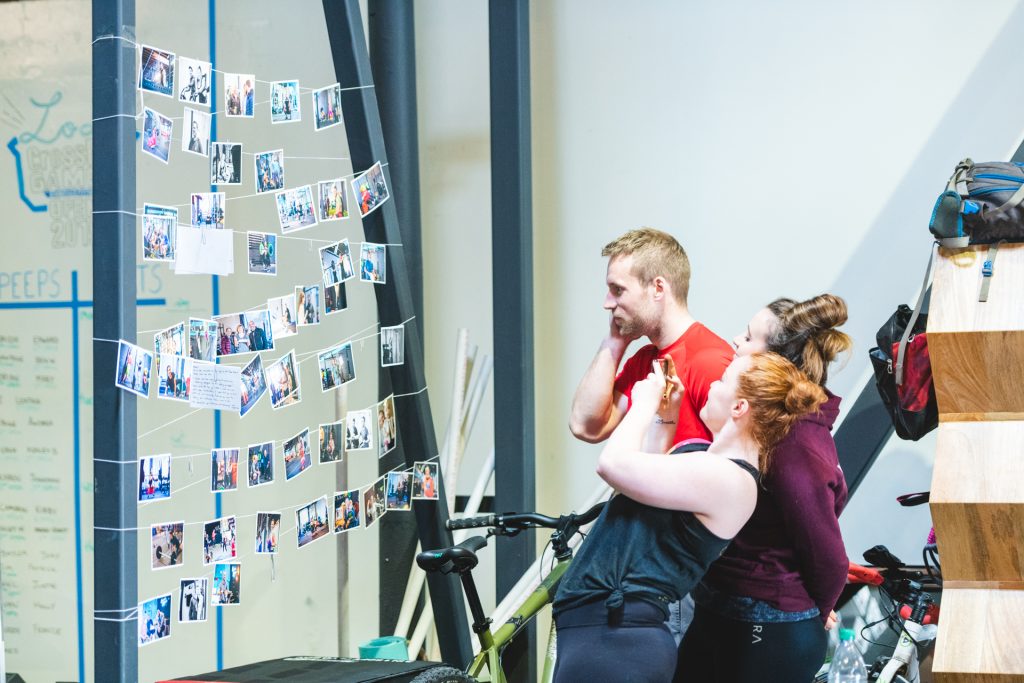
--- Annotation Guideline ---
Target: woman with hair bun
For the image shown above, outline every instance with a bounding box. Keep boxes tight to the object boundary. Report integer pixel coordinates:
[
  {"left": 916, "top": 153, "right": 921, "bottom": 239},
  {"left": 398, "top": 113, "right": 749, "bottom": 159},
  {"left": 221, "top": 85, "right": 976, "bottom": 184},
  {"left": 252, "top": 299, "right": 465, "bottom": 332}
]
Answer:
[
  {"left": 675, "top": 293, "right": 853, "bottom": 683},
  {"left": 553, "top": 353, "right": 826, "bottom": 683}
]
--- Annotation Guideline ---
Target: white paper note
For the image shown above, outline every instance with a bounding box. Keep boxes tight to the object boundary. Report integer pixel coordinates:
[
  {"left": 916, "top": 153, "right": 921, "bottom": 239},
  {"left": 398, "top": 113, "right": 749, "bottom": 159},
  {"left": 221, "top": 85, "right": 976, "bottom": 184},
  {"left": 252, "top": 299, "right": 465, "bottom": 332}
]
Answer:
[
  {"left": 189, "top": 361, "right": 242, "bottom": 411},
  {"left": 174, "top": 226, "right": 234, "bottom": 275}
]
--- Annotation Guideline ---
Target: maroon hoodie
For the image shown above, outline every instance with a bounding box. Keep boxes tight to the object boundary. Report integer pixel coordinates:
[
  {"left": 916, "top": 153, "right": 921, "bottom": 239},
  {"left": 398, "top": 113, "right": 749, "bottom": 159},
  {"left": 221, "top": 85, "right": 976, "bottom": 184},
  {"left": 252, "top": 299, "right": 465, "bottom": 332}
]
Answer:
[{"left": 702, "top": 391, "right": 848, "bottom": 623}]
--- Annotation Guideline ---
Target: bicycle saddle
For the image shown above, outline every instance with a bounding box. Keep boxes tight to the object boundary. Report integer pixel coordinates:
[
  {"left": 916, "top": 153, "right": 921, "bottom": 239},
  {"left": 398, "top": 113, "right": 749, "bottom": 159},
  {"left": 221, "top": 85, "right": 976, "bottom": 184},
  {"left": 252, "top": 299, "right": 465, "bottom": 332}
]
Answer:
[{"left": 417, "top": 536, "right": 488, "bottom": 575}]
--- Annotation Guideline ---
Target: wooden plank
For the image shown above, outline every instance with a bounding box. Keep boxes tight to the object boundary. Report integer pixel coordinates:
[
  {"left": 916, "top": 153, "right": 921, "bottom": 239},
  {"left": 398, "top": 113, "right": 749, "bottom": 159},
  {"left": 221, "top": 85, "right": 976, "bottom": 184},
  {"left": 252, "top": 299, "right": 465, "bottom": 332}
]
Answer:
[
  {"left": 930, "top": 331, "right": 1024, "bottom": 416},
  {"left": 931, "top": 421, "right": 1024, "bottom": 582},
  {"left": 929, "top": 244, "right": 1024, "bottom": 334},
  {"left": 932, "top": 588, "right": 1024, "bottom": 682}
]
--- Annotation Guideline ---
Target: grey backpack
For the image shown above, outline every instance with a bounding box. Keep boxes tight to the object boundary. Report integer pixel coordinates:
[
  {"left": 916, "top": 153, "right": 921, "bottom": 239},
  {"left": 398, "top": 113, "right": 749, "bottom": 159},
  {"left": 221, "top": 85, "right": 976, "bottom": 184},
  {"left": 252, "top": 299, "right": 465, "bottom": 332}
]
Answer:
[{"left": 929, "top": 158, "right": 1024, "bottom": 247}]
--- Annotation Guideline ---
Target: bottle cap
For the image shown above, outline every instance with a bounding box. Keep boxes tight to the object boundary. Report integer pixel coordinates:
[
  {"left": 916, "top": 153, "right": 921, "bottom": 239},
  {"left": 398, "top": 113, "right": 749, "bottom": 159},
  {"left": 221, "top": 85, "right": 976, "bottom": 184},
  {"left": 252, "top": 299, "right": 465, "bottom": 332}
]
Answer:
[{"left": 839, "top": 628, "right": 855, "bottom": 641}]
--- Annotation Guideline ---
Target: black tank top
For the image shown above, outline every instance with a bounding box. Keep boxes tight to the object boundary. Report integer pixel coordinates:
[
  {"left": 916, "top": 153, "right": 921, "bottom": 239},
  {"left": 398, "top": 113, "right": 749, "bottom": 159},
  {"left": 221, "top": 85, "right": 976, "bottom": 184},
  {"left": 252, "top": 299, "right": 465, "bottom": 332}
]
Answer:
[{"left": 553, "top": 451, "right": 760, "bottom": 619}]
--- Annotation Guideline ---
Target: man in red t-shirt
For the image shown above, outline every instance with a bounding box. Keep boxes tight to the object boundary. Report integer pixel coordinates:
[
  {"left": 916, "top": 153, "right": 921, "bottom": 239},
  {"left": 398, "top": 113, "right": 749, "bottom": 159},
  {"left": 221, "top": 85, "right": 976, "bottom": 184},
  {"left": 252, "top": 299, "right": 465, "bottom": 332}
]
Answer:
[{"left": 569, "top": 228, "right": 733, "bottom": 446}]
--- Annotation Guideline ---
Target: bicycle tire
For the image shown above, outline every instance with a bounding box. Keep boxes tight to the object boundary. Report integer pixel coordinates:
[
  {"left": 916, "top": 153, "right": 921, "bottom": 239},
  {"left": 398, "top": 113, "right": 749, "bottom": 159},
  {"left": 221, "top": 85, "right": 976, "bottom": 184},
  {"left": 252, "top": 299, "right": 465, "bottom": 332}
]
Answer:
[{"left": 408, "top": 665, "right": 476, "bottom": 683}]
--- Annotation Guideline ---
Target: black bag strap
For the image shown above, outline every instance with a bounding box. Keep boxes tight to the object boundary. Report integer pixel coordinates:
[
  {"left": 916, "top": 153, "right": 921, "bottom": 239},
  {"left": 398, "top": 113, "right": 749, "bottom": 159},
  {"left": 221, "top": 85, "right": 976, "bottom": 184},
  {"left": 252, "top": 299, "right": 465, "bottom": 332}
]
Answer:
[{"left": 896, "top": 242, "right": 938, "bottom": 386}]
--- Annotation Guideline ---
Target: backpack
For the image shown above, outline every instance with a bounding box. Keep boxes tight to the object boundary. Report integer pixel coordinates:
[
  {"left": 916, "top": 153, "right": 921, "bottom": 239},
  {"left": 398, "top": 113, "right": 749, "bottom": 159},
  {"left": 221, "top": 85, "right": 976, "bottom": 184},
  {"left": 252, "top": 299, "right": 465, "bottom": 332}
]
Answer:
[
  {"left": 929, "top": 158, "right": 1024, "bottom": 247},
  {"left": 868, "top": 247, "right": 939, "bottom": 441}
]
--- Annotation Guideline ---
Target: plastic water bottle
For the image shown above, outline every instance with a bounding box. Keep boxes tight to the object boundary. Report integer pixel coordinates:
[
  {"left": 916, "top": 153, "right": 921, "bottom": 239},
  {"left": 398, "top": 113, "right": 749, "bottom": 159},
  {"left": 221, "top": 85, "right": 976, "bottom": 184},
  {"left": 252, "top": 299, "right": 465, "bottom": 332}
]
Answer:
[{"left": 828, "top": 628, "right": 867, "bottom": 682}]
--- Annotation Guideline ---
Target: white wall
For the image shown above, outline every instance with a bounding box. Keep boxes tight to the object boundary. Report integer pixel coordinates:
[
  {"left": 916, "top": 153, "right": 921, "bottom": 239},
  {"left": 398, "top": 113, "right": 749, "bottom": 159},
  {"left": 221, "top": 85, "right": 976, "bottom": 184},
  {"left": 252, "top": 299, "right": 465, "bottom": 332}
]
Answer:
[{"left": 418, "top": 0, "right": 1024, "bottom": 632}]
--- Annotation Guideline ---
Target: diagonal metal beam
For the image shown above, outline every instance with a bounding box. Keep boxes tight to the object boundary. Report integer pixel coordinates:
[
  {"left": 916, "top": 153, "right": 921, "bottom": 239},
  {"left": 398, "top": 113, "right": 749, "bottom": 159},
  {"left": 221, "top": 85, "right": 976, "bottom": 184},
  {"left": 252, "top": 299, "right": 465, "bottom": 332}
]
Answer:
[{"left": 321, "top": 0, "right": 473, "bottom": 667}]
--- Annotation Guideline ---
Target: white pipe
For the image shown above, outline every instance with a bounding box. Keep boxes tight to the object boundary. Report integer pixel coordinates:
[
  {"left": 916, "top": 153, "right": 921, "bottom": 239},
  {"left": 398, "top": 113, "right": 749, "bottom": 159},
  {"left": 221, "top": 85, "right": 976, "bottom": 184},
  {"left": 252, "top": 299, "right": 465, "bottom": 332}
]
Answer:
[
  {"left": 443, "top": 331, "right": 470, "bottom": 513},
  {"left": 458, "top": 354, "right": 492, "bottom": 457},
  {"left": 464, "top": 449, "right": 495, "bottom": 517},
  {"left": 393, "top": 544, "right": 424, "bottom": 639},
  {"left": 407, "top": 592, "right": 433, "bottom": 660}
]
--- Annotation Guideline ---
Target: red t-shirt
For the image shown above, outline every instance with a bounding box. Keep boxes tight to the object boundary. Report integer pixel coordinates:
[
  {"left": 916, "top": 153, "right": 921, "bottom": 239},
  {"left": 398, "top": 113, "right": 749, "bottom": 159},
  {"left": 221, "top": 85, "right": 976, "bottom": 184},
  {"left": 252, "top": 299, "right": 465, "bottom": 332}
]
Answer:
[{"left": 613, "top": 322, "right": 733, "bottom": 443}]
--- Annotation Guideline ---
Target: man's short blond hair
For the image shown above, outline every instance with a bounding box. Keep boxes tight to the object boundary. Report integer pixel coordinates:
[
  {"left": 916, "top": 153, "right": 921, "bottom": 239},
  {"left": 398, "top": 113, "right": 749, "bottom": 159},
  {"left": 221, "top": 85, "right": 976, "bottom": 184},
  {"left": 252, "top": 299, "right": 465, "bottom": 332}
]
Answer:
[{"left": 601, "top": 227, "right": 690, "bottom": 304}]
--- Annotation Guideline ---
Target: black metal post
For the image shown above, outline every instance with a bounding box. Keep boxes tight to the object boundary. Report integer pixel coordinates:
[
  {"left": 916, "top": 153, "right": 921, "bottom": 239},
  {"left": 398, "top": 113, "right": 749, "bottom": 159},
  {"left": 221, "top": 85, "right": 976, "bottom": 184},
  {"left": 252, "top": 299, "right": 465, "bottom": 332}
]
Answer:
[
  {"left": 368, "top": 0, "right": 425, "bottom": 639},
  {"left": 369, "top": 0, "right": 423, "bottom": 329},
  {"left": 489, "top": 1, "right": 536, "bottom": 680},
  {"left": 92, "top": 2, "right": 137, "bottom": 682},
  {"left": 322, "top": 0, "right": 472, "bottom": 668}
]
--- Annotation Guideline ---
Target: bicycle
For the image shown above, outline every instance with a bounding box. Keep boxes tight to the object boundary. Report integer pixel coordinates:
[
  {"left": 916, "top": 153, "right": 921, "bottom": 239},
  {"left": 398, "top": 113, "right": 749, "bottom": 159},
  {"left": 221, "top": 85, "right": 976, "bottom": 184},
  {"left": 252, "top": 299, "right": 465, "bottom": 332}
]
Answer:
[
  {"left": 409, "top": 501, "right": 607, "bottom": 683},
  {"left": 815, "top": 491, "right": 941, "bottom": 683}
]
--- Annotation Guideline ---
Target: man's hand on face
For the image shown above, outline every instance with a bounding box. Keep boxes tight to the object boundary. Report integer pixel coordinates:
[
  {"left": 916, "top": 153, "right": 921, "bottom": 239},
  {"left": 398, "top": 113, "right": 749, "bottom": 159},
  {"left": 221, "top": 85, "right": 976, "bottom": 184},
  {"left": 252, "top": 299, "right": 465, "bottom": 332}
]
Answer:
[{"left": 606, "top": 311, "right": 640, "bottom": 354}]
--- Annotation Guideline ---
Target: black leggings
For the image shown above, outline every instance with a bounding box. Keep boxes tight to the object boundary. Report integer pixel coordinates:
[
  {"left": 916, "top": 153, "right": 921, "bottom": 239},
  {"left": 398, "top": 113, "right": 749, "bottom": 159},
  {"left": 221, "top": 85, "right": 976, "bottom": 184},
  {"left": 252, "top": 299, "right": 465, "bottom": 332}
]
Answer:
[
  {"left": 555, "top": 600, "right": 677, "bottom": 683},
  {"left": 674, "top": 603, "right": 827, "bottom": 683}
]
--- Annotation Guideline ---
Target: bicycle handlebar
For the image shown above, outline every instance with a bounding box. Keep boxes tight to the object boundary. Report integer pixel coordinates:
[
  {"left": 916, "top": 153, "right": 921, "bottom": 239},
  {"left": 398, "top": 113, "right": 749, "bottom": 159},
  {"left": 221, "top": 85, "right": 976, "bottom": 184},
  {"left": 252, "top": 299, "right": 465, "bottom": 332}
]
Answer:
[{"left": 446, "top": 502, "right": 606, "bottom": 534}]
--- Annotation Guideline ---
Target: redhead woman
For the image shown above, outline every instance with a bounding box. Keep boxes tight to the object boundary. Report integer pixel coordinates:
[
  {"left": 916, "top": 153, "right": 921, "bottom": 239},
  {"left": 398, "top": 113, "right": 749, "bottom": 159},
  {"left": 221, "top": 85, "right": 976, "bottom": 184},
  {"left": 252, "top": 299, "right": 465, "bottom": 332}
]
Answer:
[{"left": 552, "top": 352, "right": 826, "bottom": 683}]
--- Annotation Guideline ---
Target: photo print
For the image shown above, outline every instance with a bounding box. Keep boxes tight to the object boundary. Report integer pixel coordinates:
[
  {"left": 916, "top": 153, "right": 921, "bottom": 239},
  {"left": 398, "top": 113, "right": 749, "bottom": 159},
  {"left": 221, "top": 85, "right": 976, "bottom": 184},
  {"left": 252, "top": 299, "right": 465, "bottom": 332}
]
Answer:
[
  {"left": 211, "top": 447, "right": 240, "bottom": 492},
  {"left": 320, "top": 238, "right": 355, "bottom": 287},
  {"left": 239, "top": 354, "right": 268, "bottom": 418},
  {"left": 333, "top": 489, "right": 360, "bottom": 533},
  {"left": 150, "top": 522, "right": 184, "bottom": 570},
  {"left": 296, "top": 284, "right": 320, "bottom": 327},
  {"left": 296, "top": 495, "right": 330, "bottom": 548},
  {"left": 323, "top": 282, "right": 348, "bottom": 316},
  {"left": 210, "top": 142, "right": 242, "bottom": 185},
  {"left": 212, "top": 563, "right": 241, "bottom": 606},
  {"left": 188, "top": 318, "right": 218, "bottom": 363},
  {"left": 386, "top": 471, "right": 412, "bottom": 511},
  {"left": 360, "top": 243, "right": 387, "bottom": 284},
  {"left": 182, "top": 107, "right": 212, "bottom": 157},
  {"left": 247, "top": 442, "right": 274, "bottom": 488},
  {"left": 179, "top": 577, "right": 206, "bottom": 626},
  {"left": 312, "top": 83, "right": 342, "bottom": 130},
  {"left": 283, "top": 427, "right": 312, "bottom": 481},
  {"left": 267, "top": 349, "right": 301, "bottom": 409},
  {"left": 145, "top": 202, "right": 178, "bottom": 221},
  {"left": 138, "top": 594, "right": 171, "bottom": 646},
  {"left": 380, "top": 325, "right": 405, "bottom": 367},
  {"left": 255, "top": 512, "right": 280, "bottom": 553},
  {"left": 138, "top": 453, "right": 172, "bottom": 503},
  {"left": 203, "top": 515, "right": 236, "bottom": 565},
  {"left": 139, "top": 45, "right": 175, "bottom": 97},
  {"left": 275, "top": 185, "right": 317, "bottom": 233},
  {"left": 345, "top": 409, "right": 373, "bottom": 451},
  {"left": 190, "top": 191, "right": 224, "bottom": 228},
  {"left": 412, "top": 461, "right": 440, "bottom": 500},
  {"left": 364, "top": 477, "right": 387, "bottom": 529},
  {"left": 268, "top": 292, "right": 298, "bottom": 339},
  {"left": 317, "top": 178, "right": 349, "bottom": 222},
  {"left": 318, "top": 342, "right": 355, "bottom": 392},
  {"left": 115, "top": 340, "right": 152, "bottom": 398},
  {"left": 178, "top": 56, "right": 212, "bottom": 106},
  {"left": 319, "top": 420, "right": 344, "bottom": 464},
  {"left": 254, "top": 149, "right": 285, "bottom": 194},
  {"left": 213, "top": 309, "right": 274, "bottom": 357},
  {"left": 377, "top": 394, "right": 398, "bottom": 459},
  {"left": 156, "top": 355, "right": 192, "bottom": 402},
  {"left": 155, "top": 321, "right": 187, "bottom": 359},
  {"left": 142, "top": 214, "right": 174, "bottom": 262},
  {"left": 270, "top": 80, "right": 301, "bottom": 123},
  {"left": 179, "top": 578, "right": 208, "bottom": 623},
  {"left": 141, "top": 108, "right": 172, "bottom": 163},
  {"left": 247, "top": 231, "right": 277, "bottom": 276},
  {"left": 352, "top": 161, "right": 390, "bottom": 217},
  {"left": 223, "top": 73, "right": 254, "bottom": 118}
]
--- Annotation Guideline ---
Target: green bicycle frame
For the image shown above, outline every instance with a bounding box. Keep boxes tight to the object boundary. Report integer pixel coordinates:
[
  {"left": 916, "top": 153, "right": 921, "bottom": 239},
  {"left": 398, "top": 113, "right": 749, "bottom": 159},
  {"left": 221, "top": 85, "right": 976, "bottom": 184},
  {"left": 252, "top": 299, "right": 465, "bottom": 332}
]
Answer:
[{"left": 465, "top": 555, "right": 572, "bottom": 683}]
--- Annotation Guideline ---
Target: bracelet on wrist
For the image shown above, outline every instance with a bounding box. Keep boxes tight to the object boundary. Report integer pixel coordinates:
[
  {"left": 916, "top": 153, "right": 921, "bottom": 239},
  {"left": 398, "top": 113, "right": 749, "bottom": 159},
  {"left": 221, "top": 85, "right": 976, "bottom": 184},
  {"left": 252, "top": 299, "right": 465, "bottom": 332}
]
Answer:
[{"left": 655, "top": 417, "right": 676, "bottom": 425}]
